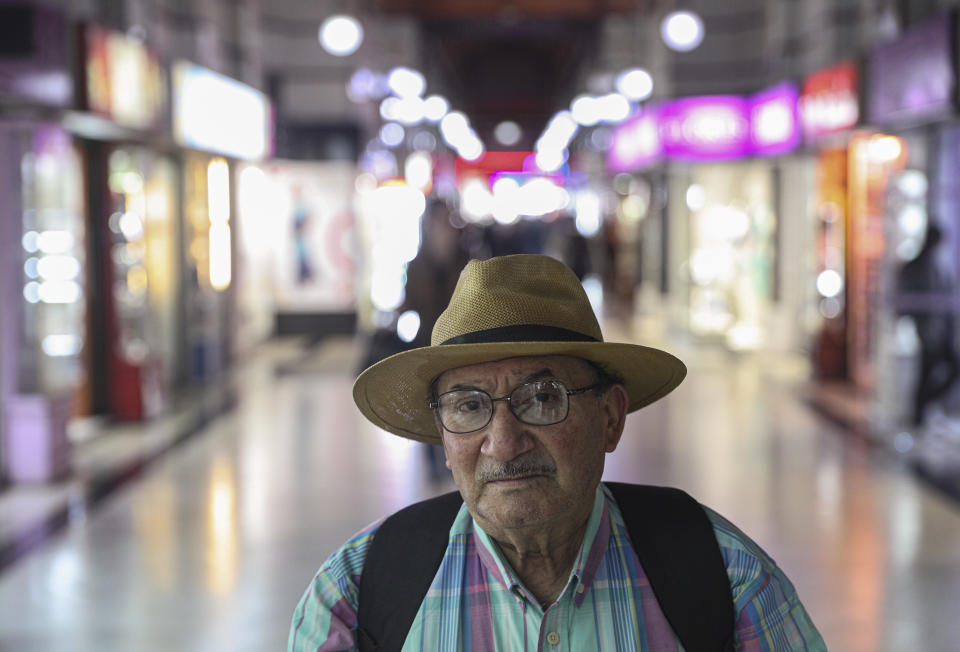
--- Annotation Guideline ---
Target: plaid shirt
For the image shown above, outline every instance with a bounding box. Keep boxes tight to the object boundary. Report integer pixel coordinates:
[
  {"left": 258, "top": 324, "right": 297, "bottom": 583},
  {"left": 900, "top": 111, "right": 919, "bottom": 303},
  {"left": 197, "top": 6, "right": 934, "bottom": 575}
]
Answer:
[{"left": 289, "top": 485, "right": 825, "bottom": 651}]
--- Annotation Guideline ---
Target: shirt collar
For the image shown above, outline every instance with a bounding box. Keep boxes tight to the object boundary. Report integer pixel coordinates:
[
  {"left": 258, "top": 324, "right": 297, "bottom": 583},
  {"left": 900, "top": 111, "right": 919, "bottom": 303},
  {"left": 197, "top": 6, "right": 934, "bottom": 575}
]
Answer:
[{"left": 469, "top": 485, "right": 612, "bottom": 608}]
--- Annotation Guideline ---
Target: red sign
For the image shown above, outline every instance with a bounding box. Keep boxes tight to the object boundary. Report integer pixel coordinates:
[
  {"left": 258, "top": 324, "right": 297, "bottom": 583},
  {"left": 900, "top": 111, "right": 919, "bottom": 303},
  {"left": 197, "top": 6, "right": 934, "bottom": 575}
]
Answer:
[
  {"left": 799, "top": 61, "right": 859, "bottom": 140},
  {"left": 454, "top": 151, "right": 536, "bottom": 184}
]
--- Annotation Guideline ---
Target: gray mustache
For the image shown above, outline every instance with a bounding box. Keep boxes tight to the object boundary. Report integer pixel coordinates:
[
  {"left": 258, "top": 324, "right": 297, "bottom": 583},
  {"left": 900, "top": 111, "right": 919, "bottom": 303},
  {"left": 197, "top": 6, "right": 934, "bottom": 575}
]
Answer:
[{"left": 479, "top": 461, "right": 556, "bottom": 482}]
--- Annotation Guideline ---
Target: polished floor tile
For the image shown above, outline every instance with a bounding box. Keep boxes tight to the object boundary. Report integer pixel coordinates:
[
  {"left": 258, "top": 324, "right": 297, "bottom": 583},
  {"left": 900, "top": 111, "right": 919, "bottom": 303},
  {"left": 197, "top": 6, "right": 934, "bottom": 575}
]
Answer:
[{"left": 0, "top": 336, "right": 958, "bottom": 651}]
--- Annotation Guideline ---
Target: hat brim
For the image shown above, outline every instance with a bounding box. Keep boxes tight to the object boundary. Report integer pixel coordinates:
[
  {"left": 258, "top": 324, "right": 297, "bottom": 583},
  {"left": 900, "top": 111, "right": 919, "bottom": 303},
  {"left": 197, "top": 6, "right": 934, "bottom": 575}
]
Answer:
[{"left": 352, "top": 341, "right": 687, "bottom": 444}]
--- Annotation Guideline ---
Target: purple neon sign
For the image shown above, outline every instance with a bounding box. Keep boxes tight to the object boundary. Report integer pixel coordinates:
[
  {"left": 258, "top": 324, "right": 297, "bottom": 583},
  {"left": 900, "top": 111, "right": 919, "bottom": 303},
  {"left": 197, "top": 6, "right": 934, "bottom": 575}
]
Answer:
[
  {"left": 660, "top": 95, "right": 750, "bottom": 161},
  {"left": 607, "top": 108, "right": 662, "bottom": 172},
  {"left": 868, "top": 13, "right": 954, "bottom": 124},
  {"left": 608, "top": 84, "right": 800, "bottom": 171},
  {"left": 749, "top": 82, "right": 800, "bottom": 156}
]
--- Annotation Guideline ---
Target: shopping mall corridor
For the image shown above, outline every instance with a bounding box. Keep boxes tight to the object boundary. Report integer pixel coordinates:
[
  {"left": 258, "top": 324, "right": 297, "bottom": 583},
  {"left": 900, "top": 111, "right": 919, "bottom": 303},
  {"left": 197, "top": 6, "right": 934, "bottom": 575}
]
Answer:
[{"left": 0, "top": 334, "right": 958, "bottom": 652}]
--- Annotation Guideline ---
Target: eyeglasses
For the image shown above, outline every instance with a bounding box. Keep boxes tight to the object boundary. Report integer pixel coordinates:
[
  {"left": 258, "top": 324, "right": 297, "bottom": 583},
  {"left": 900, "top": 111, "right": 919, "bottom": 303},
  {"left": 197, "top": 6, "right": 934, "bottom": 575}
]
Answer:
[{"left": 428, "top": 379, "right": 603, "bottom": 434}]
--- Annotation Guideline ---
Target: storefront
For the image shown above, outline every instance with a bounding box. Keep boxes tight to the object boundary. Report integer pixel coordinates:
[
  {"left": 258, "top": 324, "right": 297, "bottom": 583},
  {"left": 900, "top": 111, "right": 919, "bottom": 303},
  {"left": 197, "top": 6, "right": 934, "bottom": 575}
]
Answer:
[
  {"left": 0, "top": 125, "right": 86, "bottom": 483},
  {"left": 250, "top": 160, "right": 358, "bottom": 340},
  {"left": 172, "top": 61, "right": 272, "bottom": 383},
  {"left": 98, "top": 148, "right": 179, "bottom": 419},
  {"left": 612, "top": 85, "right": 805, "bottom": 351},
  {"left": 861, "top": 12, "right": 960, "bottom": 437},
  {"left": 799, "top": 61, "right": 861, "bottom": 380},
  {"left": 0, "top": 6, "right": 80, "bottom": 482},
  {"left": 669, "top": 159, "right": 781, "bottom": 349},
  {"left": 77, "top": 23, "right": 176, "bottom": 420}
]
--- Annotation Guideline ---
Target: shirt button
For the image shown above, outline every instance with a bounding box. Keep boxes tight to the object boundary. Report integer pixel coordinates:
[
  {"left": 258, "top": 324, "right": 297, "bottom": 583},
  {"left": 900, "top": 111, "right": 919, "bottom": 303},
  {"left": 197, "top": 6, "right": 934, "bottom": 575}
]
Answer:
[{"left": 546, "top": 631, "right": 560, "bottom": 646}]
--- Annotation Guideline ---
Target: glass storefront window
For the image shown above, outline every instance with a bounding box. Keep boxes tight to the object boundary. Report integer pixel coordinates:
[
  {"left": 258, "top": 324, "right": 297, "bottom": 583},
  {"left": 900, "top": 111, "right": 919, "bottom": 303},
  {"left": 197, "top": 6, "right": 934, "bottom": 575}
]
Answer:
[
  {"left": 19, "top": 128, "right": 85, "bottom": 395},
  {"left": 103, "top": 147, "right": 179, "bottom": 417},
  {"left": 683, "top": 161, "right": 777, "bottom": 350}
]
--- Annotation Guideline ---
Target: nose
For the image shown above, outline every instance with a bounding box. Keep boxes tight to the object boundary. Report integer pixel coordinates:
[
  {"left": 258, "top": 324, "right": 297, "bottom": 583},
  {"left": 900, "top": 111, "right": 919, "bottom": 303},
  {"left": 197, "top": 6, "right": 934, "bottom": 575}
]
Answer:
[{"left": 479, "top": 400, "right": 536, "bottom": 462}]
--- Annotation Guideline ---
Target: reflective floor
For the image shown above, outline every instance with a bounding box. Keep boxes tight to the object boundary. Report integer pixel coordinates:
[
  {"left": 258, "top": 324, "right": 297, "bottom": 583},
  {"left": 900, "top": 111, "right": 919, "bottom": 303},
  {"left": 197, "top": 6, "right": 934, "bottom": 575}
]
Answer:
[{"left": 1, "top": 333, "right": 959, "bottom": 651}]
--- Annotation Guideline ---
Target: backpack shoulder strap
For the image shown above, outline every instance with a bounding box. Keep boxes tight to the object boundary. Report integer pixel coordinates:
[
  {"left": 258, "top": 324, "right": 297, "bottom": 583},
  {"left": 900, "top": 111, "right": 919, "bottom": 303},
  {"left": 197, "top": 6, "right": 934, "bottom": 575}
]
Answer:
[
  {"left": 357, "top": 490, "right": 463, "bottom": 651},
  {"left": 605, "top": 482, "right": 735, "bottom": 652}
]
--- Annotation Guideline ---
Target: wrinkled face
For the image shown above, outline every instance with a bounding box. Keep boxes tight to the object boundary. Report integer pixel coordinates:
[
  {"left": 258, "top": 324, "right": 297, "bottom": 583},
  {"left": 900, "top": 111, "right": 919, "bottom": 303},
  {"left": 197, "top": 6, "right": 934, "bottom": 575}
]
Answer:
[{"left": 435, "top": 355, "right": 627, "bottom": 535}]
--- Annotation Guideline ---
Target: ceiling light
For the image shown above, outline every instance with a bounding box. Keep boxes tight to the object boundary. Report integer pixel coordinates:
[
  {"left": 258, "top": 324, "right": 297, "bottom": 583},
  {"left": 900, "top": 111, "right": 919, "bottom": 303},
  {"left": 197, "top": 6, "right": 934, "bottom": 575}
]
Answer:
[
  {"left": 393, "top": 96, "right": 426, "bottom": 124},
  {"left": 494, "top": 121, "right": 522, "bottom": 146},
  {"left": 571, "top": 95, "right": 600, "bottom": 126},
  {"left": 661, "top": 11, "right": 704, "bottom": 52},
  {"left": 319, "top": 15, "right": 363, "bottom": 57},
  {"left": 380, "top": 96, "right": 400, "bottom": 121},
  {"left": 379, "top": 123, "right": 405, "bottom": 147},
  {"left": 387, "top": 67, "right": 426, "bottom": 98},
  {"left": 382, "top": 95, "right": 426, "bottom": 125},
  {"left": 440, "top": 111, "right": 470, "bottom": 146},
  {"left": 347, "top": 68, "right": 378, "bottom": 102},
  {"left": 423, "top": 95, "right": 449, "bottom": 122},
  {"left": 616, "top": 68, "right": 654, "bottom": 101},
  {"left": 597, "top": 93, "right": 631, "bottom": 122},
  {"left": 457, "top": 134, "right": 485, "bottom": 161},
  {"left": 535, "top": 148, "right": 567, "bottom": 173},
  {"left": 411, "top": 130, "right": 437, "bottom": 151}
]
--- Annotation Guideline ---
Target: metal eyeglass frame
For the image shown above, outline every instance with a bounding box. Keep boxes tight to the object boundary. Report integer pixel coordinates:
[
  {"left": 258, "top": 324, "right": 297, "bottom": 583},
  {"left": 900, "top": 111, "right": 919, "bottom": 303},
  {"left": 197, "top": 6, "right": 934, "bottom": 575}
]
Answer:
[{"left": 428, "top": 379, "right": 604, "bottom": 434}]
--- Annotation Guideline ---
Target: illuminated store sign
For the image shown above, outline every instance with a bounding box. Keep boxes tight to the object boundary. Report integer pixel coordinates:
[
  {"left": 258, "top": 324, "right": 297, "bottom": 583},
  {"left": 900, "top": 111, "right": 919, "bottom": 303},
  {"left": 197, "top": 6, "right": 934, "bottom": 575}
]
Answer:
[
  {"left": 868, "top": 13, "right": 954, "bottom": 125},
  {"left": 608, "top": 110, "right": 661, "bottom": 172},
  {"left": 173, "top": 61, "right": 273, "bottom": 160},
  {"left": 660, "top": 96, "right": 750, "bottom": 160},
  {"left": 82, "top": 24, "right": 166, "bottom": 129},
  {"left": 799, "top": 61, "right": 859, "bottom": 139},
  {"left": 749, "top": 83, "right": 800, "bottom": 156},
  {"left": 454, "top": 151, "right": 536, "bottom": 182},
  {"left": 608, "top": 85, "right": 800, "bottom": 171}
]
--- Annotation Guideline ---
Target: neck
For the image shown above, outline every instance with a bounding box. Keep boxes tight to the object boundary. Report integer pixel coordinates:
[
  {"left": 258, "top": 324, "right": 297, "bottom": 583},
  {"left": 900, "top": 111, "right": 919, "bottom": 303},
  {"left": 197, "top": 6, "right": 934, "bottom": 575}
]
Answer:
[{"left": 487, "top": 516, "right": 590, "bottom": 608}]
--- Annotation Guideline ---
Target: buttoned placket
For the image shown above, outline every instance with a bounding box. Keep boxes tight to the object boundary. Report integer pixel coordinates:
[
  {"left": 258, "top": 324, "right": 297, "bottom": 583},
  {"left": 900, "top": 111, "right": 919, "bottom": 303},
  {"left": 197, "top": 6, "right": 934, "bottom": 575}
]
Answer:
[
  {"left": 537, "top": 574, "right": 579, "bottom": 652},
  {"left": 469, "top": 487, "right": 609, "bottom": 651},
  {"left": 503, "top": 573, "right": 583, "bottom": 652},
  {"left": 505, "top": 579, "right": 576, "bottom": 652}
]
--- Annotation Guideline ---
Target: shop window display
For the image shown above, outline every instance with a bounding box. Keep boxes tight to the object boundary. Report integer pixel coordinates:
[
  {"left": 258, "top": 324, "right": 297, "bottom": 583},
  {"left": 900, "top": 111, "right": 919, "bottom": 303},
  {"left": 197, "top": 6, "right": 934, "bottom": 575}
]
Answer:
[
  {"left": 19, "top": 130, "right": 86, "bottom": 394},
  {"left": 102, "top": 147, "right": 178, "bottom": 419},
  {"left": 183, "top": 153, "right": 232, "bottom": 382},
  {"left": 684, "top": 162, "right": 776, "bottom": 350},
  {"left": 1, "top": 124, "right": 84, "bottom": 482}
]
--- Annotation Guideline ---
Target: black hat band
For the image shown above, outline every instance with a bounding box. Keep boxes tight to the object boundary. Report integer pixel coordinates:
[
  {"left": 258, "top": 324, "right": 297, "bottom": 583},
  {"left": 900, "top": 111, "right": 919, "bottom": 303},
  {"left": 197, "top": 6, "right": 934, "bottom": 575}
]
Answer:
[{"left": 441, "top": 324, "right": 600, "bottom": 346}]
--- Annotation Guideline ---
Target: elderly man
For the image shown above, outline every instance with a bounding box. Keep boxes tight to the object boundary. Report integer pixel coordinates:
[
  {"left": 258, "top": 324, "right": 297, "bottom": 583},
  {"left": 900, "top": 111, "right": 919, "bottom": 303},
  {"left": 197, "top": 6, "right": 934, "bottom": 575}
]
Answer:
[{"left": 290, "top": 254, "right": 825, "bottom": 651}]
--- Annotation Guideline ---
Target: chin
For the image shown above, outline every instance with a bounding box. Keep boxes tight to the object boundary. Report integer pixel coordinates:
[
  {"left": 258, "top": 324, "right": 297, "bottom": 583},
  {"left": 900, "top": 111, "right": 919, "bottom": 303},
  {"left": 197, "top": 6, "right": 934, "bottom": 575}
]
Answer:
[{"left": 481, "top": 498, "right": 558, "bottom": 530}]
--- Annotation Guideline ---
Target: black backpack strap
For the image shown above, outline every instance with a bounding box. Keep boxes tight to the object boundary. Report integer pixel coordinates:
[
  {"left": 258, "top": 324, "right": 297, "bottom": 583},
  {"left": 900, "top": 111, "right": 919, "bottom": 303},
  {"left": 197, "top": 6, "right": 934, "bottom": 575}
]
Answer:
[
  {"left": 605, "top": 482, "right": 735, "bottom": 652},
  {"left": 357, "top": 490, "right": 463, "bottom": 651}
]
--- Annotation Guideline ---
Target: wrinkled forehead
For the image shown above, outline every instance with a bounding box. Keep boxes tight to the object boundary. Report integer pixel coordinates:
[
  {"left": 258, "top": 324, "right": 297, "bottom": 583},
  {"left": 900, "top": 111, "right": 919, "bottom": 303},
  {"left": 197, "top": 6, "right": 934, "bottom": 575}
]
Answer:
[{"left": 434, "top": 355, "right": 595, "bottom": 392}]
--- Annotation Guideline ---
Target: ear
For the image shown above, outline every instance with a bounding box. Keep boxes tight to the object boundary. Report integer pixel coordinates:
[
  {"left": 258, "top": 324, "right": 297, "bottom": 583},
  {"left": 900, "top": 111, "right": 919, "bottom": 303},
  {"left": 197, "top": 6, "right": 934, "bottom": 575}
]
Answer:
[{"left": 601, "top": 384, "right": 628, "bottom": 453}]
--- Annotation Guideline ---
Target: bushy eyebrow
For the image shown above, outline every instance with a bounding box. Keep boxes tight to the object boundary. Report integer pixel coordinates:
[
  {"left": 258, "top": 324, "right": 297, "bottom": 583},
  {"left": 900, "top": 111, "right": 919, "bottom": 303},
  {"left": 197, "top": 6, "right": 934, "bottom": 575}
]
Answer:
[
  {"left": 445, "top": 368, "right": 556, "bottom": 393},
  {"left": 522, "top": 368, "right": 556, "bottom": 383}
]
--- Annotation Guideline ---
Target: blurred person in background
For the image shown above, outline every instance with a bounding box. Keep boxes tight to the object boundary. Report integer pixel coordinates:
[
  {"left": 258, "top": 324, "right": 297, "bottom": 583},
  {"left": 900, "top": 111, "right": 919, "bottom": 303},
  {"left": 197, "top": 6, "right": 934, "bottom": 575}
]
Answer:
[
  {"left": 897, "top": 220, "right": 960, "bottom": 427},
  {"left": 357, "top": 200, "right": 467, "bottom": 373},
  {"left": 401, "top": 200, "right": 470, "bottom": 479},
  {"left": 402, "top": 200, "right": 470, "bottom": 349},
  {"left": 545, "top": 213, "right": 591, "bottom": 280},
  {"left": 290, "top": 254, "right": 824, "bottom": 651}
]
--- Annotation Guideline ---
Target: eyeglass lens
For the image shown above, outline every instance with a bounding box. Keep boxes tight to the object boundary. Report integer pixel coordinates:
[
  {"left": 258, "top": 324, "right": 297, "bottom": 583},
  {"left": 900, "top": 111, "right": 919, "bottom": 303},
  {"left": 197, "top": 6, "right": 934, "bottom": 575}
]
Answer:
[{"left": 437, "top": 380, "right": 570, "bottom": 433}]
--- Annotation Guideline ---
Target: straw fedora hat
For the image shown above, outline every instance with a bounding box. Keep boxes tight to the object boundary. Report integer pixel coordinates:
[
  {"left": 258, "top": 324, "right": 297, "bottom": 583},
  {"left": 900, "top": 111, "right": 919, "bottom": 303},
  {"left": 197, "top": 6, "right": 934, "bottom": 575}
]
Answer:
[{"left": 353, "top": 254, "right": 686, "bottom": 444}]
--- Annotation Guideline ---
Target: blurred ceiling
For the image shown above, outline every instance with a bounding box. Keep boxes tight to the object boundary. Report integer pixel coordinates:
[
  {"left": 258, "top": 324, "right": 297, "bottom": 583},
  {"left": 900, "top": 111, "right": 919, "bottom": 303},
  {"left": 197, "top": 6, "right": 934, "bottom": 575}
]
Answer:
[
  {"left": 376, "top": 0, "right": 646, "bottom": 18},
  {"left": 374, "top": 0, "right": 651, "bottom": 148}
]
